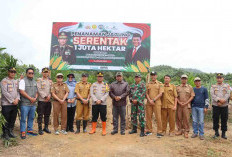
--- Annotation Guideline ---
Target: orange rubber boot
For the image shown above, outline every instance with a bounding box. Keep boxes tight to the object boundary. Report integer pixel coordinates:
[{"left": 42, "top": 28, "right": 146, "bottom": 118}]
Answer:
[
  {"left": 89, "top": 122, "right": 97, "bottom": 134},
  {"left": 102, "top": 122, "right": 106, "bottom": 136}
]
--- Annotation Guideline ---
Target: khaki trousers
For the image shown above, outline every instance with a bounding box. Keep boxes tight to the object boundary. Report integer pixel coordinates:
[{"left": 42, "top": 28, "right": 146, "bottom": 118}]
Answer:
[
  {"left": 146, "top": 105, "right": 162, "bottom": 133},
  {"left": 53, "top": 101, "right": 67, "bottom": 131},
  {"left": 75, "top": 100, "right": 90, "bottom": 120},
  {"left": 176, "top": 105, "right": 190, "bottom": 133},
  {"left": 161, "top": 108, "right": 176, "bottom": 134}
]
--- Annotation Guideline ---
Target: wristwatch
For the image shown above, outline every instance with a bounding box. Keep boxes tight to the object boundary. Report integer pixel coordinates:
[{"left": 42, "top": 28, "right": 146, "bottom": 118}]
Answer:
[{"left": 153, "top": 99, "right": 156, "bottom": 103}]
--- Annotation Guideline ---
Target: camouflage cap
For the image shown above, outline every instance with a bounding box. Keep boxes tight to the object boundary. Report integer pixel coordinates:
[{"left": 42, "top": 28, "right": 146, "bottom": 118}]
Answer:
[
  {"left": 181, "top": 74, "right": 188, "bottom": 79},
  {"left": 135, "top": 73, "right": 142, "bottom": 78},
  {"left": 194, "top": 77, "right": 201, "bottom": 81},
  {"left": 116, "top": 72, "right": 123, "bottom": 76}
]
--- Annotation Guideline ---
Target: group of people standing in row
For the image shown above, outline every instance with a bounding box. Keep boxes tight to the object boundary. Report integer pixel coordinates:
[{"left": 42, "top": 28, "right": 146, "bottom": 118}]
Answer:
[{"left": 1, "top": 67, "right": 231, "bottom": 141}]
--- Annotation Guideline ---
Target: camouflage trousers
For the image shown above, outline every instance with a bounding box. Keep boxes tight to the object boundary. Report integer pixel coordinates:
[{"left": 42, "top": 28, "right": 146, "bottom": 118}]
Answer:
[{"left": 131, "top": 103, "right": 145, "bottom": 128}]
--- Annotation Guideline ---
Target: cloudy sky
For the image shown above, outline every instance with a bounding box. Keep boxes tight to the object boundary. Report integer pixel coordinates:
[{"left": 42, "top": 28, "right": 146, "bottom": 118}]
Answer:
[{"left": 1, "top": 0, "right": 232, "bottom": 73}]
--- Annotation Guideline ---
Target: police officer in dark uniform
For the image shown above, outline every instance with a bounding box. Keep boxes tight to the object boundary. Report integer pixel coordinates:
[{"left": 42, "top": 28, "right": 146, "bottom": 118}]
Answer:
[{"left": 51, "top": 32, "right": 76, "bottom": 64}]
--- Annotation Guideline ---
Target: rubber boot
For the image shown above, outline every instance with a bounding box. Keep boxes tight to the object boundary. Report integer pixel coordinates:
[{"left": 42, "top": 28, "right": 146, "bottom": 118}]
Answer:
[
  {"left": 75, "top": 120, "right": 81, "bottom": 134},
  {"left": 83, "top": 120, "right": 88, "bottom": 133},
  {"left": 89, "top": 122, "right": 97, "bottom": 134},
  {"left": 140, "top": 127, "right": 146, "bottom": 137},
  {"left": 8, "top": 128, "right": 17, "bottom": 138},
  {"left": 129, "top": 126, "right": 137, "bottom": 134},
  {"left": 102, "top": 122, "right": 106, "bottom": 136},
  {"left": 43, "top": 125, "right": 51, "bottom": 134}
]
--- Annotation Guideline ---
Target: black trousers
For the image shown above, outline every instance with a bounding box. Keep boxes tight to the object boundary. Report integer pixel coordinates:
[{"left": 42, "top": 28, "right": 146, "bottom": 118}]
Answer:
[
  {"left": 112, "top": 105, "right": 126, "bottom": 132},
  {"left": 92, "top": 105, "right": 107, "bottom": 122},
  {"left": 37, "top": 101, "right": 52, "bottom": 126},
  {"left": 213, "top": 106, "right": 228, "bottom": 132},
  {"left": 2, "top": 105, "right": 18, "bottom": 131},
  {"left": 67, "top": 106, "right": 76, "bottom": 130}
]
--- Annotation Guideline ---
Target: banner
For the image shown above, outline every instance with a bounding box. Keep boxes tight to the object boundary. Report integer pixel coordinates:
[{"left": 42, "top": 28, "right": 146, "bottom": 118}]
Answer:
[{"left": 50, "top": 22, "right": 150, "bottom": 72}]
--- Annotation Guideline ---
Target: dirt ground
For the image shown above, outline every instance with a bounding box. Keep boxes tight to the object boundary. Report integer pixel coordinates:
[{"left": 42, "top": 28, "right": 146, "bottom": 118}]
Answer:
[{"left": 1, "top": 98, "right": 232, "bottom": 157}]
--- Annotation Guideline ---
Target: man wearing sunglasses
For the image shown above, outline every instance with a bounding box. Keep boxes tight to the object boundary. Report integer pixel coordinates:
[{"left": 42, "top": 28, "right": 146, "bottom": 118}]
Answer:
[
  {"left": 19, "top": 68, "right": 38, "bottom": 139},
  {"left": 1, "top": 67, "right": 20, "bottom": 140},
  {"left": 36, "top": 68, "right": 52, "bottom": 135},
  {"left": 51, "top": 73, "right": 69, "bottom": 135}
]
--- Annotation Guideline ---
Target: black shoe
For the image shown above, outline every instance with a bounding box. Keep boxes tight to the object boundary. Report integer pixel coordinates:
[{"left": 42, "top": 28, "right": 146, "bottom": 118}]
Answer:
[
  {"left": 129, "top": 126, "right": 137, "bottom": 134},
  {"left": 213, "top": 130, "right": 220, "bottom": 139},
  {"left": 75, "top": 120, "right": 81, "bottom": 134},
  {"left": 121, "top": 132, "right": 125, "bottom": 135},
  {"left": 157, "top": 133, "right": 164, "bottom": 138},
  {"left": 8, "top": 128, "right": 17, "bottom": 138},
  {"left": 140, "top": 127, "right": 146, "bottom": 137},
  {"left": 69, "top": 129, "right": 74, "bottom": 132},
  {"left": 111, "top": 130, "right": 118, "bottom": 135},
  {"left": 43, "top": 125, "right": 51, "bottom": 134},
  {"left": 222, "top": 131, "right": 227, "bottom": 139},
  {"left": 83, "top": 120, "right": 88, "bottom": 133},
  {"left": 38, "top": 126, "right": 44, "bottom": 135},
  {"left": 145, "top": 132, "right": 152, "bottom": 136}
]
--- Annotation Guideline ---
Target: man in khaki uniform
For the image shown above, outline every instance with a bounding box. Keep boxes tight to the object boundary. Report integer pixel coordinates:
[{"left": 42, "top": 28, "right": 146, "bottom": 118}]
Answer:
[
  {"left": 37, "top": 67, "right": 52, "bottom": 135},
  {"left": 161, "top": 75, "right": 178, "bottom": 137},
  {"left": 75, "top": 73, "right": 91, "bottom": 133},
  {"left": 51, "top": 73, "right": 69, "bottom": 135},
  {"left": 176, "top": 74, "right": 195, "bottom": 138},
  {"left": 146, "top": 71, "right": 164, "bottom": 138}
]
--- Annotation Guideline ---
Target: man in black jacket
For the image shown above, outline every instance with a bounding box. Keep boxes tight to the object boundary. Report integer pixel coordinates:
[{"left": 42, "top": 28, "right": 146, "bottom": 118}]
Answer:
[{"left": 125, "top": 33, "right": 150, "bottom": 65}]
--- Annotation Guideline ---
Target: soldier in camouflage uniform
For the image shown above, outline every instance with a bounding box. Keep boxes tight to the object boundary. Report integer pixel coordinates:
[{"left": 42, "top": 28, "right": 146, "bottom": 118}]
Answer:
[
  {"left": 51, "top": 32, "right": 76, "bottom": 64},
  {"left": 129, "top": 73, "right": 146, "bottom": 137}
]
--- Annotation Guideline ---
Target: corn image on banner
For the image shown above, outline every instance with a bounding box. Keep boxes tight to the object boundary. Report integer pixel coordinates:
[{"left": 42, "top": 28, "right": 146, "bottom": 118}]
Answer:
[{"left": 50, "top": 22, "right": 150, "bottom": 72}]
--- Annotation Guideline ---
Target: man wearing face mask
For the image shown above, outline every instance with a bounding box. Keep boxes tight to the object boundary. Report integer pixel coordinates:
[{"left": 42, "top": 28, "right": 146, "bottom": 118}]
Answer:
[
  {"left": 211, "top": 73, "right": 230, "bottom": 139},
  {"left": 51, "top": 32, "right": 76, "bottom": 64},
  {"left": 1, "top": 67, "right": 20, "bottom": 140},
  {"left": 125, "top": 33, "right": 150, "bottom": 65}
]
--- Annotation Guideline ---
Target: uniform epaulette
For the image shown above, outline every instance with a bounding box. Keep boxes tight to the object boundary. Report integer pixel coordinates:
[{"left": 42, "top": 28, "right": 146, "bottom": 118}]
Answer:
[
  {"left": 67, "top": 45, "right": 73, "bottom": 48},
  {"left": 37, "top": 78, "right": 41, "bottom": 82},
  {"left": 212, "top": 85, "right": 217, "bottom": 88},
  {"left": 188, "top": 84, "right": 192, "bottom": 87},
  {"left": 52, "top": 45, "right": 58, "bottom": 47}
]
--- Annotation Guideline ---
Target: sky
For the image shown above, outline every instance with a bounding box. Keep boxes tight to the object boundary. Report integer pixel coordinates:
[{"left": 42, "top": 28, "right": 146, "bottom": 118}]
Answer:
[{"left": 0, "top": 0, "right": 232, "bottom": 73}]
